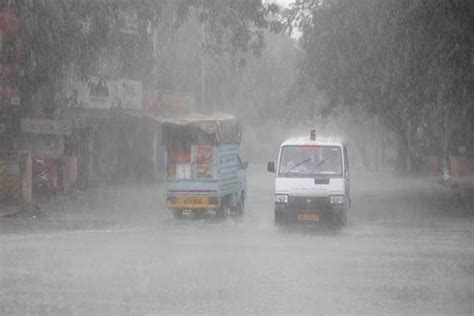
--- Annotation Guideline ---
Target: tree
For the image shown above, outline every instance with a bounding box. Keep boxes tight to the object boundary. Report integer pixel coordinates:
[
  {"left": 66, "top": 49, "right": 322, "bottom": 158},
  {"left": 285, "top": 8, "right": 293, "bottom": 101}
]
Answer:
[
  {"left": 0, "top": 0, "right": 278, "bottom": 117},
  {"left": 285, "top": 0, "right": 474, "bottom": 171}
]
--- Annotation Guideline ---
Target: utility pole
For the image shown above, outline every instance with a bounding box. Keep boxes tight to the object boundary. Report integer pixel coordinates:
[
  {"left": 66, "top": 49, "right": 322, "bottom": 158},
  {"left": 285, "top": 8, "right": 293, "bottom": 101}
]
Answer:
[
  {"left": 406, "top": 118, "right": 412, "bottom": 173},
  {"left": 375, "top": 116, "right": 380, "bottom": 171},
  {"left": 201, "top": 22, "right": 206, "bottom": 112}
]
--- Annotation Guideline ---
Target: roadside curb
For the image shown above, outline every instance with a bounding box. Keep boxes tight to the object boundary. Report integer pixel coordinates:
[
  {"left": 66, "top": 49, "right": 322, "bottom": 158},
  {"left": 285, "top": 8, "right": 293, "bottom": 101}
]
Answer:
[
  {"left": 0, "top": 204, "right": 43, "bottom": 218},
  {"left": 0, "top": 205, "right": 20, "bottom": 217}
]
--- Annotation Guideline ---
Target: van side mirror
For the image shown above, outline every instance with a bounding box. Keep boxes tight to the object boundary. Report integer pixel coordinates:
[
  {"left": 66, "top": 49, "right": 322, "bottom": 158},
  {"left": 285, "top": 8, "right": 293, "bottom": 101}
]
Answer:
[
  {"left": 267, "top": 161, "right": 275, "bottom": 173},
  {"left": 243, "top": 161, "right": 248, "bottom": 169}
]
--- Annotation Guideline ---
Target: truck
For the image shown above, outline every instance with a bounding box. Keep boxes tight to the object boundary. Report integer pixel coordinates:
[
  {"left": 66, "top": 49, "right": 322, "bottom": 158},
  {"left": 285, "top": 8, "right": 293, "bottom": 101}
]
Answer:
[
  {"left": 162, "top": 114, "right": 247, "bottom": 218},
  {"left": 267, "top": 131, "right": 350, "bottom": 225}
]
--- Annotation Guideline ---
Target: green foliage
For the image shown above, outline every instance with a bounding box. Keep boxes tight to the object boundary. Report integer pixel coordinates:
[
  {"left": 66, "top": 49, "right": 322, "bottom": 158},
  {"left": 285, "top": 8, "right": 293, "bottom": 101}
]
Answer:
[
  {"left": 11, "top": 0, "right": 155, "bottom": 107},
  {"left": 185, "top": 0, "right": 280, "bottom": 57},
  {"left": 1, "top": 0, "right": 278, "bottom": 113},
  {"left": 286, "top": 0, "right": 473, "bottom": 165}
]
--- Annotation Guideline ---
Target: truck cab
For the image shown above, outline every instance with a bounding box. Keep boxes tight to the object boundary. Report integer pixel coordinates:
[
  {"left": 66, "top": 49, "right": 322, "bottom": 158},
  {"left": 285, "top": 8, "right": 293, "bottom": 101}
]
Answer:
[{"left": 268, "top": 132, "right": 350, "bottom": 225}]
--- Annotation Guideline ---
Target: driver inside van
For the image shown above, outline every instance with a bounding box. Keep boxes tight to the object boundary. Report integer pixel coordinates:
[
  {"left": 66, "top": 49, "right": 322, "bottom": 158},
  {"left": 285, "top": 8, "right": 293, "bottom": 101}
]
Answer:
[
  {"left": 321, "top": 148, "right": 342, "bottom": 174},
  {"left": 282, "top": 146, "right": 342, "bottom": 175}
]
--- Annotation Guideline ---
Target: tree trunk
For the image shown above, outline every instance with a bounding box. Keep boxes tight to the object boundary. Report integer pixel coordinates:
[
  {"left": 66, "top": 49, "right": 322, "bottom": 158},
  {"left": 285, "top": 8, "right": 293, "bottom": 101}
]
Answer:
[
  {"left": 356, "top": 142, "right": 369, "bottom": 169},
  {"left": 406, "top": 118, "right": 412, "bottom": 173},
  {"left": 375, "top": 137, "right": 380, "bottom": 171}
]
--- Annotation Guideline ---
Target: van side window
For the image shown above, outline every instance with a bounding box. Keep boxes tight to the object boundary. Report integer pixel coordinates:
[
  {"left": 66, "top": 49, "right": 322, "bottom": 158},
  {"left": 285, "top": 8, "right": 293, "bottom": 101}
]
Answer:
[{"left": 343, "top": 146, "right": 349, "bottom": 172}]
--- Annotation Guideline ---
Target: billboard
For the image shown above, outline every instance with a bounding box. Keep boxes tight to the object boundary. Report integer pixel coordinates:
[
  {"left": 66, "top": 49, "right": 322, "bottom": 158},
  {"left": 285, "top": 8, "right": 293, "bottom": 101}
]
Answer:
[
  {"left": 144, "top": 90, "right": 195, "bottom": 118},
  {"left": 20, "top": 118, "right": 72, "bottom": 136},
  {"left": 60, "top": 76, "right": 143, "bottom": 111},
  {"left": 118, "top": 79, "right": 143, "bottom": 110}
]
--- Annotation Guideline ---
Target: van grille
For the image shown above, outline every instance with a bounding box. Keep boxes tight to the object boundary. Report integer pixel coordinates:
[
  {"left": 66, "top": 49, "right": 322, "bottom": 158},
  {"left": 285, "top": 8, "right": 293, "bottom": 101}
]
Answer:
[{"left": 288, "top": 196, "right": 330, "bottom": 209}]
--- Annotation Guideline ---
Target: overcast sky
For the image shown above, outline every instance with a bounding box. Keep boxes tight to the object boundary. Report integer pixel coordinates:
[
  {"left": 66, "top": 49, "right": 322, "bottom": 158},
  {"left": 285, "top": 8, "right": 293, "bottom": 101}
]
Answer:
[
  {"left": 266, "top": 0, "right": 292, "bottom": 8},
  {"left": 266, "top": 0, "right": 302, "bottom": 39}
]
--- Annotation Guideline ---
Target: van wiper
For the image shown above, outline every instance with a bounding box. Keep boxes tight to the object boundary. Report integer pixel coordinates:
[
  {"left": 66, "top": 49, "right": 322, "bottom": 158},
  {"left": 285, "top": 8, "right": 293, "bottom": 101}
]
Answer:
[
  {"left": 285, "top": 157, "right": 312, "bottom": 175},
  {"left": 309, "top": 158, "right": 328, "bottom": 175}
]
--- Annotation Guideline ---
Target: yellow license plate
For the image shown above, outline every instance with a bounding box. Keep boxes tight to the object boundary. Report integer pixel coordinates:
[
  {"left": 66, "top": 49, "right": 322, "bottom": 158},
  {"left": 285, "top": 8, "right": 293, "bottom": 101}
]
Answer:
[
  {"left": 297, "top": 213, "right": 319, "bottom": 222},
  {"left": 176, "top": 196, "right": 208, "bottom": 206}
]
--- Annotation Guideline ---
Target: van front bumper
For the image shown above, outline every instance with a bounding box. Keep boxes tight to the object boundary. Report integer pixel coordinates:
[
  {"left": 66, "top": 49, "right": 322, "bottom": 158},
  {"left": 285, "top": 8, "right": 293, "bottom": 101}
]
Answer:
[{"left": 274, "top": 195, "right": 345, "bottom": 222}]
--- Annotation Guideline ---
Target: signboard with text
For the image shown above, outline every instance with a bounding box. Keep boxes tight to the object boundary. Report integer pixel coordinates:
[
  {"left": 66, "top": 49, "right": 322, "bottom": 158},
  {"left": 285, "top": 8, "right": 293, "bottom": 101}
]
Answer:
[
  {"left": 60, "top": 76, "right": 143, "bottom": 111},
  {"left": 143, "top": 90, "right": 195, "bottom": 118},
  {"left": 20, "top": 118, "right": 72, "bottom": 136}
]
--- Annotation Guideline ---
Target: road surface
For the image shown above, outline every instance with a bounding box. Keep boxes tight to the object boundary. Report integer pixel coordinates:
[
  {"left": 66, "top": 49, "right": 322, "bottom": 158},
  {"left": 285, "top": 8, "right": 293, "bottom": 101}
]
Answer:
[{"left": 1, "top": 166, "right": 473, "bottom": 315}]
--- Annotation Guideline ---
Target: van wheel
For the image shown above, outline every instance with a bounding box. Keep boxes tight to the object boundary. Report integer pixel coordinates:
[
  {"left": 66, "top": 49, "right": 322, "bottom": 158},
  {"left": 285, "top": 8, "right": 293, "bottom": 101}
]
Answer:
[
  {"left": 216, "top": 205, "right": 226, "bottom": 218},
  {"left": 274, "top": 211, "right": 284, "bottom": 226},
  {"left": 335, "top": 209, "right": 347, "bottom": 226}
]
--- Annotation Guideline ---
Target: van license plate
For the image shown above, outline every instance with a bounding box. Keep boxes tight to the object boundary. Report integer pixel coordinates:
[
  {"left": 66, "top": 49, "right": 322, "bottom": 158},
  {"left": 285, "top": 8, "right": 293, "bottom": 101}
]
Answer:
[{"left": 297, "top": 213, "right": 319, "bottom": 222}]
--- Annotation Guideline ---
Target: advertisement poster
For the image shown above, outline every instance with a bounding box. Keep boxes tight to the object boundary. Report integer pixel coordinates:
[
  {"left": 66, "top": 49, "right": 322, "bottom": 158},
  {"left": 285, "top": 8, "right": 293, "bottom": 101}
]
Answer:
[
  {"left": 194, "top": 145, "right": 215, "bottom": 164},
  {"left": 0, "top": 160, "right": 21, "bottom": 203},
  {"left": 193, "top": 146, "right": 216, "bottom": 180},
  {"left": 195, "top": 164, "right": 215, "bottom": 180}
]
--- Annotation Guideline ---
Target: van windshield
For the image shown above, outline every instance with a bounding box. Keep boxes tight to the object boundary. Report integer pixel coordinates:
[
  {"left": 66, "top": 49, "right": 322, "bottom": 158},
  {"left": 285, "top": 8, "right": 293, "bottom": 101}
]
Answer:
[{"left": 278, "top": 146, "right": 343, "bottom": 177}]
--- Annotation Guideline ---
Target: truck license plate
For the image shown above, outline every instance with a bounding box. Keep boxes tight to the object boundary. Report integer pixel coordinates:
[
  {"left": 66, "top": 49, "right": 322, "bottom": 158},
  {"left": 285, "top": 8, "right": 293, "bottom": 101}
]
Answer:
[
  {"left": 177, "top": 196, "right": 208, "bottom": 206},
  {"left": 297, "top": 213, "right": 319, "bottom": 222}
]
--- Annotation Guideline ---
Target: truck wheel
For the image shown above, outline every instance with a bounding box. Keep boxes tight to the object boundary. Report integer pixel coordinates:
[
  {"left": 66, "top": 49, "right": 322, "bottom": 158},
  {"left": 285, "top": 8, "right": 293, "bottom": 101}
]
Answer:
[
  {"left": 216, "top": 207, "right": 225, "bottom": 218},
  {"left": 232, "top": 196, "right": 245, "bottom": 215},
  {"left": 216, "top": 204, "right": 226, "bottom": 217},
  {"left": 173, "top": 210, "right": 183, "bottom": 219}
]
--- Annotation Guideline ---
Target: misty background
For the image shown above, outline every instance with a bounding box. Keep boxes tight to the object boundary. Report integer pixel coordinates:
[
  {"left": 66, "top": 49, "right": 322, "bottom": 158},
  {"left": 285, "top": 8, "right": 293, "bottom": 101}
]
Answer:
[
  {"left": 0, "top": 1, "right": 473, "bottom": 315},
  {"left": 2, "top": 0, "right": 470, "bottom": 176}
]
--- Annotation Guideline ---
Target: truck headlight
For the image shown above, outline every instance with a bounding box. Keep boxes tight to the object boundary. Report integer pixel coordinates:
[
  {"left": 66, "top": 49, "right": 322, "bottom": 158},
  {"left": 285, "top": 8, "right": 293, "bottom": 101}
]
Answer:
[
  {"left": 275, "top": 194, "right": 288, "bottom": 204},
  {"left": 330, "top": 195, "right": 344, "bottom": 204}
]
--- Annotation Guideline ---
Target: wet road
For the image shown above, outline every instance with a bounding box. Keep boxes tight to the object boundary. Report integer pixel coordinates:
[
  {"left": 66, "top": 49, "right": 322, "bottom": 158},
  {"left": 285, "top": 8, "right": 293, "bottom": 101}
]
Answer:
[{"left": 1, "top": 166, "right": 473, "bottom": 315}]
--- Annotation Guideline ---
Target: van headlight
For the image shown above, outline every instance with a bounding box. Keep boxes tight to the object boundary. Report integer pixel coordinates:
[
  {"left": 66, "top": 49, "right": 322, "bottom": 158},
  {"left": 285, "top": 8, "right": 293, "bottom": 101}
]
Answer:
[
  {"left": 275, "top": 194, "right": 289, "bottom": 204},
  {"left": 330, "top": 195, "right": 344, "bottom": 204}
]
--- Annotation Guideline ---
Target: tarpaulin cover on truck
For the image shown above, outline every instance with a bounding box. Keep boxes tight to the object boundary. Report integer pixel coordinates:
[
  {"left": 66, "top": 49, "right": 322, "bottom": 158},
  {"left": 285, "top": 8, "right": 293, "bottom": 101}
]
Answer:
[{"left": 161, "top": 114, "right": 241, "bottom": 146}]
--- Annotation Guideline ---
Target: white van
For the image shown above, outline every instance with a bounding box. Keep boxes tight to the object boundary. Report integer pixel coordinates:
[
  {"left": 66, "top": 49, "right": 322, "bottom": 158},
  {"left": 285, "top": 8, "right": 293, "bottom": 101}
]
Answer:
[{"left": 267, "top": 131, "right": 350, "bottom": 225}]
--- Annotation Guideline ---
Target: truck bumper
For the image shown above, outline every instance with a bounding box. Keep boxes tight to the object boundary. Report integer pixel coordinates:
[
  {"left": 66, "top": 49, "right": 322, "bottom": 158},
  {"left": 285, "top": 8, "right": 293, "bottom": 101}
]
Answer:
[{"left": 166, "top": 195, "right": 219, "bottom": 210}]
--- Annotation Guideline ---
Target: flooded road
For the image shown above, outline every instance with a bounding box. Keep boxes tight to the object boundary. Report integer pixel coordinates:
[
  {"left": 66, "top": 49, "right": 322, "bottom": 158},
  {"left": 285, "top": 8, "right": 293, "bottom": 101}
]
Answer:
[{"left": 1, "top": 166, "right": 473, "bottom": 315}]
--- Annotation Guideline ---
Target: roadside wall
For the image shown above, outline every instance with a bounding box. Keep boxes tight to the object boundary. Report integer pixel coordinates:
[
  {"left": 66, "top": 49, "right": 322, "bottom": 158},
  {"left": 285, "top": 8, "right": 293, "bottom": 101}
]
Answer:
[{"left": 0, "top": 151, "right": 32, "bottom": 207}]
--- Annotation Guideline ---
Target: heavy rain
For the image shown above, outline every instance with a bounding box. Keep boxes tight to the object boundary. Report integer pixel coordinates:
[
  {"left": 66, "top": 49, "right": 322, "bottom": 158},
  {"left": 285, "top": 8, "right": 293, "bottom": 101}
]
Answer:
[{"left": 0, "top": 0, "right": 473, "bottom": 315}]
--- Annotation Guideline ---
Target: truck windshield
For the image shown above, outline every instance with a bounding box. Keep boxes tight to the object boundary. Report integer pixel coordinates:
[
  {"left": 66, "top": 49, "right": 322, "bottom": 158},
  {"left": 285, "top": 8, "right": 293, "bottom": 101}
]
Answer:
[{"left": 278, "top": 146, "right": 343, "bottom": 177}]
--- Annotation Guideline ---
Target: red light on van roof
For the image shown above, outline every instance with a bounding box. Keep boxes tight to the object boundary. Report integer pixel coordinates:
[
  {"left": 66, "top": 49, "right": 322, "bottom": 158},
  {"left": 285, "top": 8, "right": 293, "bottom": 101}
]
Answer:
[
  {"left": 297, "top": 146, "right": 320, "bottom": 153},
  {"left": 310, "top": 129, "right": 316, "bottom": 141}
]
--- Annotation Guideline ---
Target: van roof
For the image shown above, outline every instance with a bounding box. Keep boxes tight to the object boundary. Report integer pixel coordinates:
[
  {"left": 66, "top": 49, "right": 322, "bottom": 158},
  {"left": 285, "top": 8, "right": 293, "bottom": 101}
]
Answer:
[{"left": 281, "top": 136, "right": 344, "bottom": 147}]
